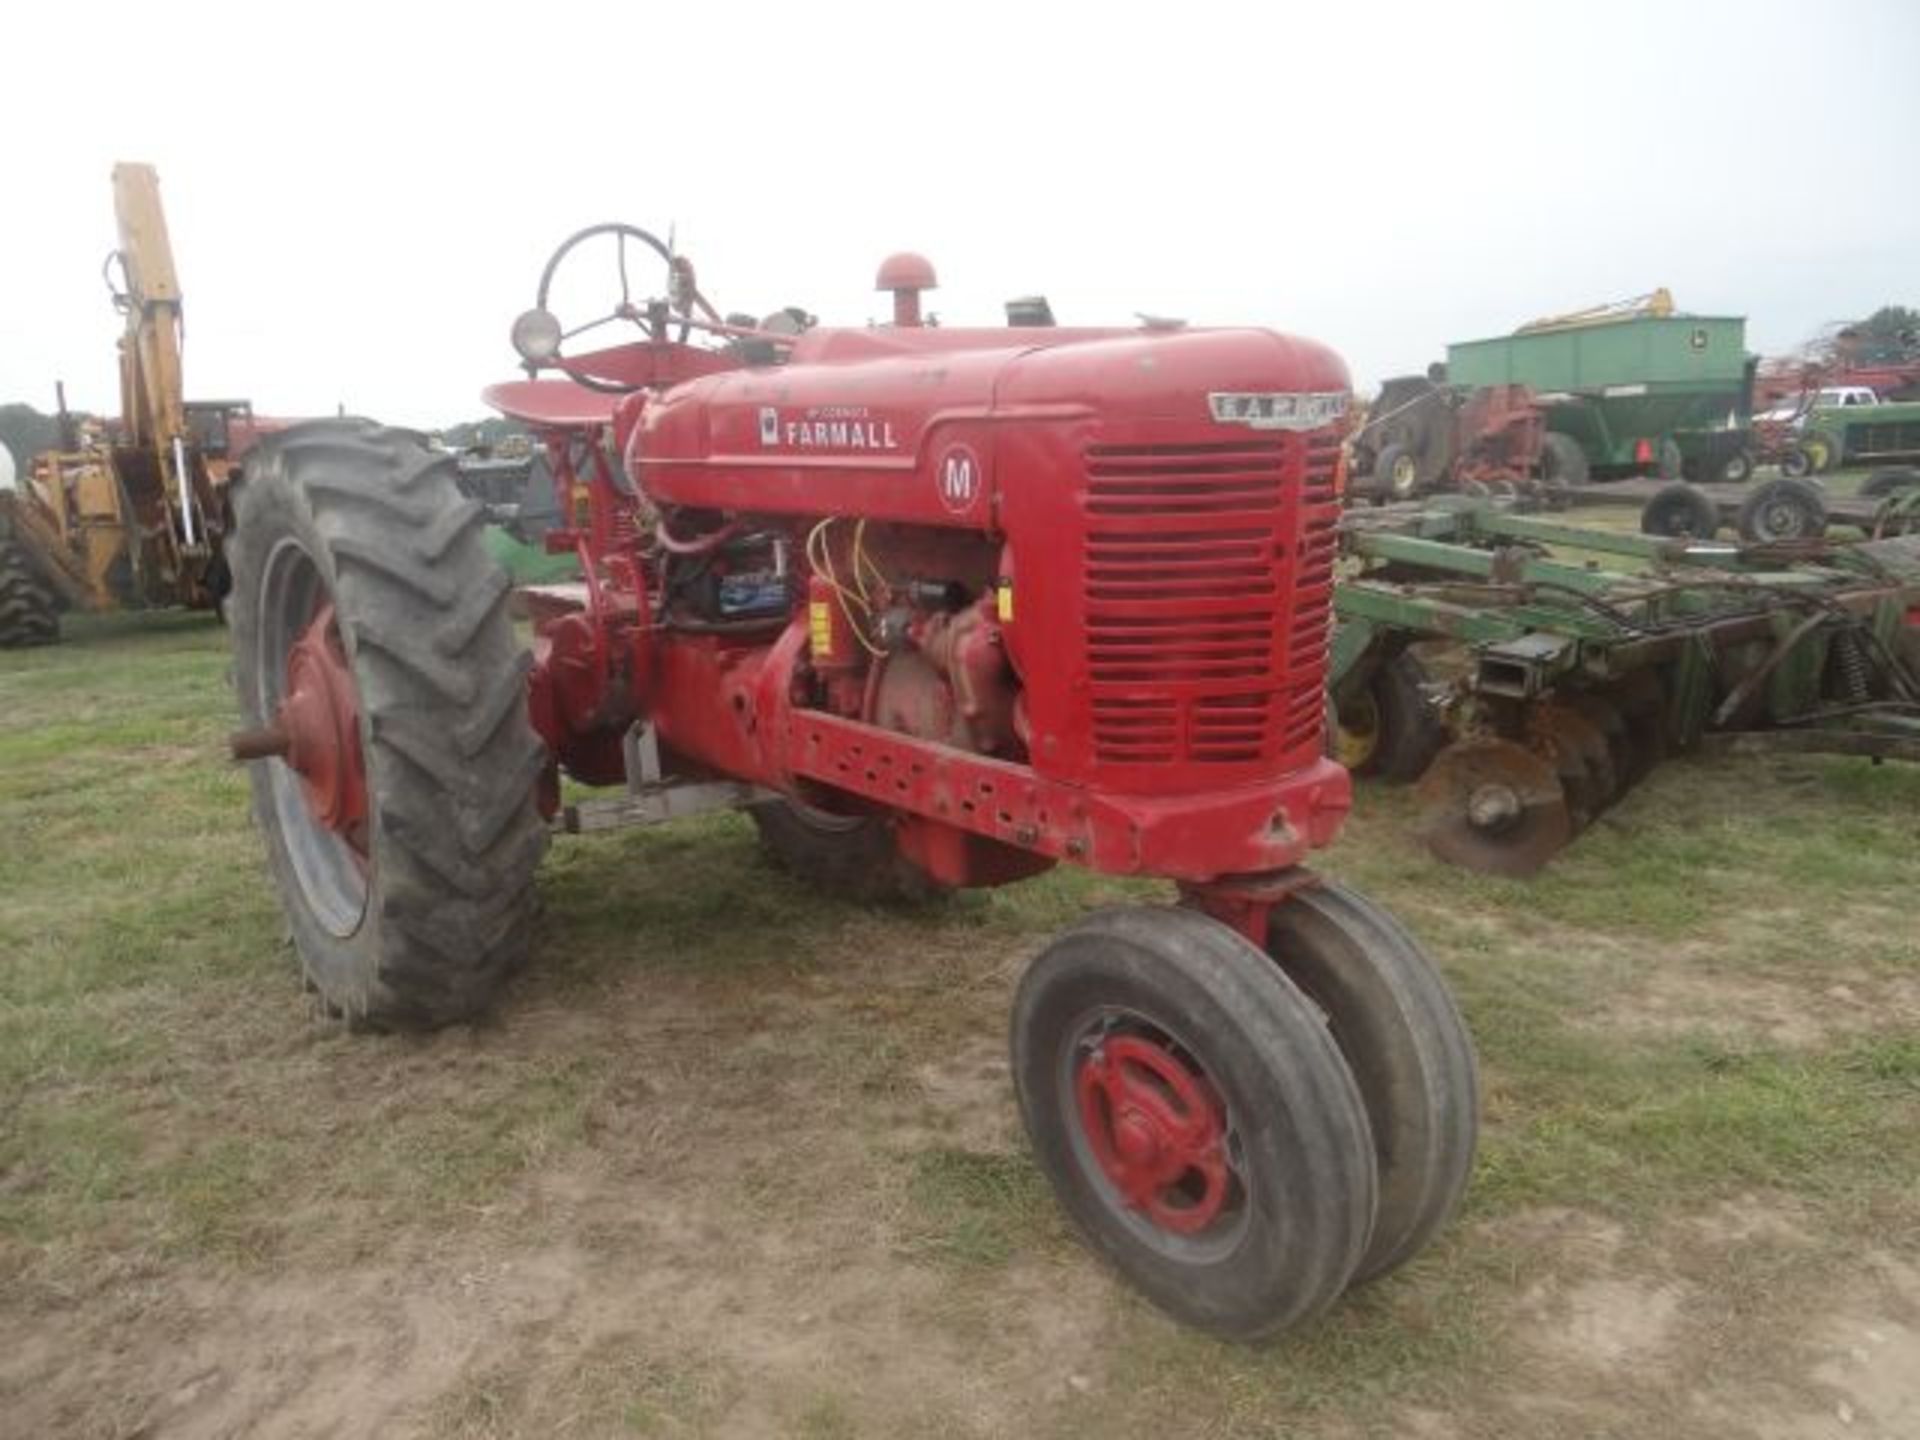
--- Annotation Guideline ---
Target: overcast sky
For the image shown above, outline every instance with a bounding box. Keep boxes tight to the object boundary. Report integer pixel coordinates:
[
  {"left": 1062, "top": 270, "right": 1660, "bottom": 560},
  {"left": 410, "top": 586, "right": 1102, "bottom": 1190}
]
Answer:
[{"left": 3, "top": 0, "right": 1915, "bottom": 428}]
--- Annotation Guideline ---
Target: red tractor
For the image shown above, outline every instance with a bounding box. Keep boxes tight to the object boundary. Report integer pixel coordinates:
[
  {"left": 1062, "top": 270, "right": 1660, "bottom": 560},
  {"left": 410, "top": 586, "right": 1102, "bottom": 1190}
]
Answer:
[
  {"left": 225, "top": 225, "right": 1477, "bottom": 1339},
  {"left": 1349, "top": 373, "right": 1548, "bottom": 502}
]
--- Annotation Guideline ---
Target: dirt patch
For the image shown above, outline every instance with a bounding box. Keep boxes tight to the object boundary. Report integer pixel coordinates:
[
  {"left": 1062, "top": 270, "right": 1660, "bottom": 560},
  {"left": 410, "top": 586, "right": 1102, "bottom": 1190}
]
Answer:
[
  {"left": 1737, "top": 1254, "right": 1920, "bottom": 1440},
  {"left": 3, "top": 1237, "right": 1113, "bottom": 1440},
  {"left": 0, "top": 903, "right": 1108, "bottom": 1440},
  {"left": 1476, "top": 1206, "right": 1626, "bottom": 1266},
  {"left": 1528, "top": 1276, "right": 1687, "bottom": 1368},
  {"left": 1473, "top": 1202, "right": 1920, "bottom": 1440},
  {"left": 1682, "top": 1192, "right": 1819, "bottom": 1249},
  {"left": 911, "top": 1038, "right": 1019, "bottom": 1153},
  {"left": 1585, "top": 963, "right": 1920, "bottom": 1048}
]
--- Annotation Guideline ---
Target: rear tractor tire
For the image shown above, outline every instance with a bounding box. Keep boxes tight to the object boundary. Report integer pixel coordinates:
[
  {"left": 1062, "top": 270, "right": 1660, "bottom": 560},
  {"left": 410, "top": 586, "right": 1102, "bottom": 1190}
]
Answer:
[
  {"left": 228, "top": 420, "right": 549, "bottom": 1028},
  {"left": 1372, "top": 443, "right": 1421, "bottom": 502},
  {"left": 1539, "top": 432, "right": 1589, "bottom": 487},
  {"left": 1808, "top": 429, "right": 1845, "bottom": 475},
  {"left": 1011, "top": 906, "right": 1378, "bottom": 1339},
  {"left": 750, "top": 796, "right": 944, "bottom": 904},
  {"left": 0, "top": 540, "right": 59, "bottom": 648}
]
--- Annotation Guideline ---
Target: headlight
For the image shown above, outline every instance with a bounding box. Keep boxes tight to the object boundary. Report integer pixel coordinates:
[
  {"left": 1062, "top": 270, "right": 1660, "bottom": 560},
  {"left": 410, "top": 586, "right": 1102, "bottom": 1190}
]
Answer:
[{"left": 510, "top": 308, "right": 563, "bottom": 365}]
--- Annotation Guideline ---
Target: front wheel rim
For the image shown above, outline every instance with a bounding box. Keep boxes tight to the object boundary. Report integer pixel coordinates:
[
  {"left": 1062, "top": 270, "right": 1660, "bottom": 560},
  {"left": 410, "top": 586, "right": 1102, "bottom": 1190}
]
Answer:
[{"left": 1060, "top": 1006, "right": 1250, "bottom": 1261}]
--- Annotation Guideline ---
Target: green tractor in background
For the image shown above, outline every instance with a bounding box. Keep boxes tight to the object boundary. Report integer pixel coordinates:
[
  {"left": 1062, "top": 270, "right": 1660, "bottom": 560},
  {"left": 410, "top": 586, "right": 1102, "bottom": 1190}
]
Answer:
[{"left": 1781, "top": 396, "right": 1920, "bottom": 483}]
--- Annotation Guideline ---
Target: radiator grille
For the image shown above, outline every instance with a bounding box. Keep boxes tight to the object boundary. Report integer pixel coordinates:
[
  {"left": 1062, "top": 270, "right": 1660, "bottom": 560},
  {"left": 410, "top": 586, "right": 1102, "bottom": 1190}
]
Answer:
[
  {"left": 1082, "top": 435, "right": 1339, "bottom": 767},
  {"left": 1283, "top": 432, "right": 1343, "bottom": 754}
]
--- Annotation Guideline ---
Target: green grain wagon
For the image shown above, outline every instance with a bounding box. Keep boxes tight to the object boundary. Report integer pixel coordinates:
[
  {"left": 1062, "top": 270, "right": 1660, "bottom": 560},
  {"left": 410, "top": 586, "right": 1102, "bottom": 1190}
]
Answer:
[{"left": 1446, "top": 309, "right": 1754, "bottom": 482}]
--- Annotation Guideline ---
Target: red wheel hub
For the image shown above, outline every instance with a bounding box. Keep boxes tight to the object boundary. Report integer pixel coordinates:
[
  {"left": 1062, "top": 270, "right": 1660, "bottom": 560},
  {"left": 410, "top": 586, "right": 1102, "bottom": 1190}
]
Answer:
[
  {"left": 1075, "top": 1034, "right": 1231, "bottom": 1234},
  {"left": 231, "top": 604, "right": 368, "bottom": 849}
]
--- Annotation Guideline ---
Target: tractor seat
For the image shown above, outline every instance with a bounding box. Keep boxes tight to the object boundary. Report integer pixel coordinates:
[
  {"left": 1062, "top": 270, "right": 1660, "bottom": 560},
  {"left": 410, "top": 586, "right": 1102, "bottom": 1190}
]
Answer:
[{"left": 481, "top": 379, "right": 624, "bottom": 432}]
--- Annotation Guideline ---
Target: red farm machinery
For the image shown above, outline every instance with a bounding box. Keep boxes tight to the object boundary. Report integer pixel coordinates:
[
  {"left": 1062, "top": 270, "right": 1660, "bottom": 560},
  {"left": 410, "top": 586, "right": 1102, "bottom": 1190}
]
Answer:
[
  {"left": 224, "top": 226, "right": 1476, "bottom": 1339},
  {"left": 1347, "top": 372, "right": 1549, "bottom": 502}
]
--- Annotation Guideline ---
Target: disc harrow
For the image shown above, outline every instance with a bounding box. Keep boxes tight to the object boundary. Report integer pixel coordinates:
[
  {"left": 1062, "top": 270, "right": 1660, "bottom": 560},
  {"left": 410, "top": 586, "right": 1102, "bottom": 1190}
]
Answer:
[{"left": 1330, "top": 500, "right": 1920, "bottom": 875}]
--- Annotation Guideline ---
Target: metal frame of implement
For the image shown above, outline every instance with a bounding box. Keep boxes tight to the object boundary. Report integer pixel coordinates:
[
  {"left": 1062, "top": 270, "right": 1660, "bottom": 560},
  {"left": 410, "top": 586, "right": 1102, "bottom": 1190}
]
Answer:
[{"left": 1330, "top": 500, "right": 1920, "bottom": 874}]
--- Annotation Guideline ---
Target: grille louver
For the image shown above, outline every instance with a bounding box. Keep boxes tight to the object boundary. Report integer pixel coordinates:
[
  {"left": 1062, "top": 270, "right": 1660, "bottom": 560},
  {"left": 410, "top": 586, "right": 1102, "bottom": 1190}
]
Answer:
[{"left": 1082, "top": 434, "right": 1339, "bottom": 767}]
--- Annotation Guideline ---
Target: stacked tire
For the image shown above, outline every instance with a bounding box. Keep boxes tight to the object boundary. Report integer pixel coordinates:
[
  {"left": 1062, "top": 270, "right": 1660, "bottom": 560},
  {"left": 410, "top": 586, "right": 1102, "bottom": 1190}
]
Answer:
[{"left": 0, "top": 540, "right": 59, "bottom": 648}]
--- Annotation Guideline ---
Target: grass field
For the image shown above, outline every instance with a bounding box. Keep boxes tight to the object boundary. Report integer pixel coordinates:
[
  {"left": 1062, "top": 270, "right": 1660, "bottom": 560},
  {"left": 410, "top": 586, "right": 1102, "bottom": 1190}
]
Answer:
[{"left": 3, "top": 592, "right": 1918, "bottom": 1438}]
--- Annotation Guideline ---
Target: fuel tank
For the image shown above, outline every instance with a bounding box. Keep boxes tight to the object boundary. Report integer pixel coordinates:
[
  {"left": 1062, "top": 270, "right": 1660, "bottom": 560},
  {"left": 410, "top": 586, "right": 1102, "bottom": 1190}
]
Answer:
[{"left": 632, "top": 324, "right": 1346, "bottom": 530}]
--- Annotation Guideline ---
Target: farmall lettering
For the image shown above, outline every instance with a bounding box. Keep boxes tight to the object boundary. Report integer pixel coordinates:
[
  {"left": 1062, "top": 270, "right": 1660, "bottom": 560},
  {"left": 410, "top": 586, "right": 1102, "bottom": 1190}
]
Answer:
[{"left": 758, "top": 404, "right": 900, "bottom": 451}]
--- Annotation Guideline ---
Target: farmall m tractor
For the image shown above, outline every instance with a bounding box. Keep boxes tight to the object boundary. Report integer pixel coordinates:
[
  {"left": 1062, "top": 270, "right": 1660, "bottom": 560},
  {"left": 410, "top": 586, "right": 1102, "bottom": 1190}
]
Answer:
[{"left": 226, "top": 226, "right": 1477, "bottom": 1338}]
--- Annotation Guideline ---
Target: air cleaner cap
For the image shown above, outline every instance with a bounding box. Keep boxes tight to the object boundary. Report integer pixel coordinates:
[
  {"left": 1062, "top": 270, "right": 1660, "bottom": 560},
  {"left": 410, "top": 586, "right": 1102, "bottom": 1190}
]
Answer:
[{"left": 875, "top": 252, "right": 937, "bottom": 293}]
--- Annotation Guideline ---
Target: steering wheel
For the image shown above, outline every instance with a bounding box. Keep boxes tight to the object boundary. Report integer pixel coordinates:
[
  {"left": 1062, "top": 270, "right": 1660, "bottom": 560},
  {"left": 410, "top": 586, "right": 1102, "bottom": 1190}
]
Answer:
[
  {"left": 525, "top": 222, "right": 718, "bottom": 392},
  {"left": 514, "top": 222, "right": 811, "bottom": 393}
]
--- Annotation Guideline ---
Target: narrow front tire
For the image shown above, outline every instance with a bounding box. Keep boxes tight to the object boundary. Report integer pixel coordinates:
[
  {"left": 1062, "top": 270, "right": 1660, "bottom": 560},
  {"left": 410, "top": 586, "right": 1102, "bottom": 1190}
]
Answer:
[{"left": 1012, "top": 906, "right": 1378, "bottom": 1339}]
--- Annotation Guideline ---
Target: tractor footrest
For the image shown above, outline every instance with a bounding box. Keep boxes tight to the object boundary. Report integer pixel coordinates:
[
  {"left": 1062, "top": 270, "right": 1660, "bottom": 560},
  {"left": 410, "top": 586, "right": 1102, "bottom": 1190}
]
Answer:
[{"left": 560, "top": 778, "right": 779, "bottom": 835}]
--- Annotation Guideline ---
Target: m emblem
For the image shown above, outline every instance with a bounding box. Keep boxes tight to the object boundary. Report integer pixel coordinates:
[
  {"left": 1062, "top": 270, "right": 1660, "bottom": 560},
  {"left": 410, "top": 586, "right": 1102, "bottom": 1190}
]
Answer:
[{"left": 937, "top": 445, "right": 981, "bottom": 513}]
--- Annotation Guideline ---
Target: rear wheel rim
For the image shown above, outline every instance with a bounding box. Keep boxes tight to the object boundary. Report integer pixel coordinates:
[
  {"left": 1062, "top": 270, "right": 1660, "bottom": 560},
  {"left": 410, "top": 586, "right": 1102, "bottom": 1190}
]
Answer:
[
  {"left": 1764, "top": 500, "right": 1805, "bottom": 538},
  {"left": 1060, "top": 1006, "right": 1249, "bottom": 1261},
  {"left": 1391, "top": 454, "right": 1418, "bottom": 497},
  {"left": 1337, "top": 691, "right": 1382, "bottom": 769},
  {"left": 1653, "top": 502, "right": 1692, "bottom": 536},
  {"left": 256, "top": 538, "right": 370, "bottom": 938}
]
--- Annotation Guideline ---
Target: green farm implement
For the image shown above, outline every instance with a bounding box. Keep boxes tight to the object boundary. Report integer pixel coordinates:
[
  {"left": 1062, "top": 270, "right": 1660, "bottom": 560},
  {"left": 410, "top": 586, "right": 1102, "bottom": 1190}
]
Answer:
[
  {"left": 1446, "top": 292, "right": 1755, "bottom": 484},
  {"left": 1330, "top": 501, "right": 1920, "bottom": 875}
]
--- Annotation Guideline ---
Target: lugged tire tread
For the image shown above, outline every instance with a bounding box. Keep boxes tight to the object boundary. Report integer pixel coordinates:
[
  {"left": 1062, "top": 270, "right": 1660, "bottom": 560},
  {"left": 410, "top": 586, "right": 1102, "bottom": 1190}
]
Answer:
[
  {"left": 0, "top": 542, "right": 59, "bottom": 648},
  {"left": 229, "top": 418, "right": 547, "bottom": 1028}
]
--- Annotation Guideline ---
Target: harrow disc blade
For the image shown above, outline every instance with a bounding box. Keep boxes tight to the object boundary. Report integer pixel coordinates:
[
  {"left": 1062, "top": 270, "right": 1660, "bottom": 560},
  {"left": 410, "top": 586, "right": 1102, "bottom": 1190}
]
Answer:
[
  {"left": 1416, "top": 737, "right": 1573, "bottom": 877},
  {"left": 1569, "top": 692, "right": 1632, "bottom": 784},
  {"left": 1611, "top": 670, "right": 1670, "bottom": 784},
  {"left": 1531, "top": 701, "right": 1619, "bottom": 819}
]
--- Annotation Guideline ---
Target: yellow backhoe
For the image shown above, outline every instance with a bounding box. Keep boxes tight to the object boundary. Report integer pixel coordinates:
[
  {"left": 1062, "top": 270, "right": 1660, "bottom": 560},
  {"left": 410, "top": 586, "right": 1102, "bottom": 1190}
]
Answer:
[{"left": 0, "top": 163, "right": 265, "bottom": 646}]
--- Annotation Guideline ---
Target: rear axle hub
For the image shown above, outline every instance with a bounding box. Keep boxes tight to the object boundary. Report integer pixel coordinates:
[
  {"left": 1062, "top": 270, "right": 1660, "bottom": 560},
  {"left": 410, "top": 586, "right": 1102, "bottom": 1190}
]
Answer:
[{"left": 231, "top": 603, "right": 367, "bottom": 838}]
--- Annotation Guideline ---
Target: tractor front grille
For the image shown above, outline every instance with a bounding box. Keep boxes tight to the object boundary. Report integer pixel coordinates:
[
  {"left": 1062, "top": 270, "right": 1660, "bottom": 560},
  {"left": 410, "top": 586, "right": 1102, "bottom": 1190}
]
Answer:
[
  {"left": 1283, "top": 431, "right": 1342, "bottom": 754},
  {"left": 1082, "top": 434, "right": 1339, "bottom": 768}
]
